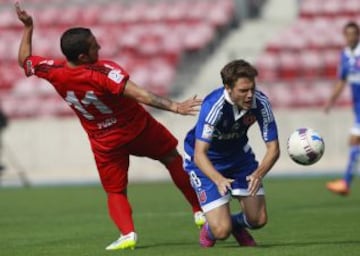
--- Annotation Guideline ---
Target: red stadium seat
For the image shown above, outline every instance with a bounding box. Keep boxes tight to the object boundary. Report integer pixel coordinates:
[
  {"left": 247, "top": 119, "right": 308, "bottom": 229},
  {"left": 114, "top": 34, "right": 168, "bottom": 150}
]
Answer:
[
  {"left": 37, "top": 7, "right": 59, "bottom": 26},
  {"left": 81, "top": 5, "right": 102, "bottom": 25},
  {"left": 300, "top": 0, "right": 322, "bottom": 19},
  {"left": 300, "top": 50, "right": 324, "bottom": 79},
  {"left": 57, "top": 6, "right": 81, "bottom": 26},
  {"left": 278, "top": 52, "right": 299, "bottom": 80},
  {"left": 0, "top": 9, "right": 17, "bottom": 28},
  {"left": 323, "top": 50, "right": 339, "bottom": 79},
  {"left": 256, "top": 53, "right": 279, "bottom": 82},
  {"left": 258, "top": 0, "right": 360, "bottom": 109},
  {"left": 1, "top": 0, "right": 236, "bottom": 118},
  {"left": 98, "top": 3, "right": 124, "bottom": 24},
  {"left": 182, "top": 23, "right": 215, "bottom": 51},
  {"left": 322, "top": 0, "right": 342, "bottom": 18},
  {"left": 164, "top": 1, "right": 189, "bottom": 23},
  {"left": 343, "top": 0, "right": 360, "bottom": 18}
]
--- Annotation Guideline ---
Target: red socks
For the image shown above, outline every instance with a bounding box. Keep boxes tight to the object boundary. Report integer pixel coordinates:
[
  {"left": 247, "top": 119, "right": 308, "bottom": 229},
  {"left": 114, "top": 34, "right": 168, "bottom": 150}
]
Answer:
[
  {"left": 107, "top": 193, "right": 135, "bottom": 235},
  {"left": 107, "top": 155, "right": 201, "bottom": 235},
  {"left": 166, "top": 154, "right": 202, "bottom": 213}
]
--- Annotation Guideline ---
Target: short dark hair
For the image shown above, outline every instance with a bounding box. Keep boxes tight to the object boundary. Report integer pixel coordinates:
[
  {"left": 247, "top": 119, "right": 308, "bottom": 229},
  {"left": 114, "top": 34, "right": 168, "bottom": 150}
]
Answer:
[
  {"left": 220, "top": 59, "right": 258, "bottom": 88},
  {"left": 60, "top": 27, "right": 92, "bottom": 62},
  {"left": 343, "top": 21, "right": 360, "bottom": 34}
]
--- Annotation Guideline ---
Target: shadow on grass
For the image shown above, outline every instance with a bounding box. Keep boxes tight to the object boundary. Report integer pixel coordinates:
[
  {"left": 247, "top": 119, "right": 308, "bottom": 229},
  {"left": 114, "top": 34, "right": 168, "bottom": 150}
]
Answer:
[
  {"left": 136, "top": 241, "right": 196, "bottom": 249},
  {"left": 258, "top": 240, "right": 360, "bottom": 248},
  {"left": 103, "top": 237, "right": 360, "bottom": 250}
]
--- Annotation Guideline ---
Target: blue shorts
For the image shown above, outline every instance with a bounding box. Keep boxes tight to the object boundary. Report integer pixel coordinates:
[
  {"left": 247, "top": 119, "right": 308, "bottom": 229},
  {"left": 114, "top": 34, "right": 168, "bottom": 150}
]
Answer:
[{"left": 186, "top": 162, "right": 265, "bottom": 213}]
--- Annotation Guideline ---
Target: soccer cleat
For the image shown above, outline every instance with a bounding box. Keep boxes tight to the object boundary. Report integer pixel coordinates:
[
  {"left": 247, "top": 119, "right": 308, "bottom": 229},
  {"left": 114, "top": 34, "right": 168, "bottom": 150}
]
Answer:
[
  {"left": 326, "top": 179, "right": 350, "bottom": 196},
  {"left": 232, "top": 228, "right": 257, "bottom": 247},
  {"left": 199, "top": 223, "right": 216, "bottom": 248},
  {"left": 194, "top": 211, "right": 206, "bottom": 228},
  {"left": 105, "top": 232, "right": 137, "bottom": 250}
]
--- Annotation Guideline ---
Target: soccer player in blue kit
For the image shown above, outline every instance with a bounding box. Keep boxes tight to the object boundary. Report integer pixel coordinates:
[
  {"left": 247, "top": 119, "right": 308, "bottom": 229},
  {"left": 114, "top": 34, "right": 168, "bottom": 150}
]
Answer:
[
  {"left": 183, "top": 60, "right": 280, "bottom": 247},
  {"left": 325, "top": 22, "right": 360, "bottom": 196}
]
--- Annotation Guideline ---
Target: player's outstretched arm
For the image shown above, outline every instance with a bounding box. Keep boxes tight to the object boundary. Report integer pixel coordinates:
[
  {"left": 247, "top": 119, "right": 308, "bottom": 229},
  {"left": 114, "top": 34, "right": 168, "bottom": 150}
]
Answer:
[
  {"left": 15, "top": 2, "right": 33, "bottom": 67},
  {"left": 324, "top": 80, "right": 346, "bottom": 113},
  {"left": 247, "top": 140, "right": 280, "bottom": 196},
  {"left": 123, "top": 80, "right": 202, "bottom": 115},
  {"left": 194, "top": 140, "right": 234, "bottom": 196}
]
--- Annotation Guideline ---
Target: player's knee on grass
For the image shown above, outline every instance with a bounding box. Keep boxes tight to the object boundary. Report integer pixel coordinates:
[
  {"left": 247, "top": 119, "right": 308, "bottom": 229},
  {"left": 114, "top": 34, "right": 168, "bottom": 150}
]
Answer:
[
  {"left": 246, "top": 212, "right": 267, "bottom": 229},
  {"left": 210, "top": 222, "right": 232, "bottom": 240}
]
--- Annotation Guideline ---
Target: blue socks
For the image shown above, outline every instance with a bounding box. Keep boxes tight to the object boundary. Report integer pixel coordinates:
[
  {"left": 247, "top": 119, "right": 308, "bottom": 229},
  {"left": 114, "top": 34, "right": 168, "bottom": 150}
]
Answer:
[
  {"left": 344, "top": 146, "right": 360, "bottom": 187},
  {"left": 205, "top": 223, "right": 215, "bottom": 240},
  {"left": 231, "top": 212, "right": 252, "bottom": 231}
]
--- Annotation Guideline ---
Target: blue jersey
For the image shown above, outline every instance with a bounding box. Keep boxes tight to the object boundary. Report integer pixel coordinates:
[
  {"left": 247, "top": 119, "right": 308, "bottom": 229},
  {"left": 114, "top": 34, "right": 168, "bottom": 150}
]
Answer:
[
  {"left": 184, "top": 87, "right": 278, "bottom": 175},
  {"left": 338, "top": 42, "right": 360, "bottom": 121}
]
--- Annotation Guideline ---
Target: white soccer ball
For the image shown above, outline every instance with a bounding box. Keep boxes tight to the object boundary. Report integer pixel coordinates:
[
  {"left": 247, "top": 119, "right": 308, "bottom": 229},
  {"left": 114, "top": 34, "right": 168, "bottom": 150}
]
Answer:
[{"left": 287, "top": 128, "right": 325, "bottom": 165}]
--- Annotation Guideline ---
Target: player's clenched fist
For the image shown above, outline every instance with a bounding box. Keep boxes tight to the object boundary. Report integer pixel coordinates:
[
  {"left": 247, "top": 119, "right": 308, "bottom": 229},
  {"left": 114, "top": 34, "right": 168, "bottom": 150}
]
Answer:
[
  {"left": 176, "top": 95, "right": 202, "bottom": 116},
  {"left": 15, "top": 2, "right": 33, "bottom": 27}
]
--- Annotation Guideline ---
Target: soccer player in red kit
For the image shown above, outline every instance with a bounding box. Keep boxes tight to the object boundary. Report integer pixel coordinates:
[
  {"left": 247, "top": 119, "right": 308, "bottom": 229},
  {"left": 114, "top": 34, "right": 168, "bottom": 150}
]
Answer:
[{"left": 15, "top": 3, "right": 205, "bottom": 250}]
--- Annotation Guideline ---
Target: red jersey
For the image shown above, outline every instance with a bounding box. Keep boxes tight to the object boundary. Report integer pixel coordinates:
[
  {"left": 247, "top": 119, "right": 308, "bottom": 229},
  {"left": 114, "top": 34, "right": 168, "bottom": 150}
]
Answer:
[{"left": 23, "top": 56, "right": 150, "bottom": 144}]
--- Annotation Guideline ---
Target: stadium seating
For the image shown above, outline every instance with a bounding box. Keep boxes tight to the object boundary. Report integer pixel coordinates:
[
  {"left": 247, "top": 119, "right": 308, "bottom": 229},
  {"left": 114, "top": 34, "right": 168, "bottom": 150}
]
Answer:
[
  {"left": 256, "top": 0, "right": 360, "bottom": 108},
  {"left": 0, "top": 0, "right": 236, "bottom": 118}
]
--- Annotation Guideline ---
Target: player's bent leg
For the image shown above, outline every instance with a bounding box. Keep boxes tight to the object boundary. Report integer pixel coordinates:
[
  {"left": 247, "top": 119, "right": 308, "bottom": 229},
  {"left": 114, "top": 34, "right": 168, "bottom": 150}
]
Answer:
[
  {"left": 239, "top": 195, "right": 267, "bottom": 229},
  {"left": 199, "top": 203, "right": 232, "bottom": 248},
  {"left": 229, "top": 195, "right": 267, "bottom": 247},
  {"left": 159, "top": 149, "right": 204, "bottom": 227},
  {"left": 327, "top": 133, "right": 360, "bottom": 195},
  {"left": 205, "top": 203, "right": 232, "bottom": 240},
  {"left": 92, "top": 147, "right": 137, "bottom": 250},
  {"left": 105, "top": 192, "right": 138, "bottom": 250},
  {"left": 127, "top": 117, "right": 204, "bottom": 227}
]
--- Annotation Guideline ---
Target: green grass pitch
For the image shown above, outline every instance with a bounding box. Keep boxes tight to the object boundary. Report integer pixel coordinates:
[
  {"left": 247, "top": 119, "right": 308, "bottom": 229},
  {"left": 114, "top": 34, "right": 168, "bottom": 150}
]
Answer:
[{"left": 1, "top": 178, "right": 360, "bottom": 256}]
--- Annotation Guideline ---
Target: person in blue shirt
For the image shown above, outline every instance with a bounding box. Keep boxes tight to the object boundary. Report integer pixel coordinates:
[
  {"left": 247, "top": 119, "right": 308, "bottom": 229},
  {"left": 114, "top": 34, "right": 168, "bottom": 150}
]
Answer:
[
  {"left": 184, "top": 60, "right": 280, "bottom": 247},
  {"left": 325, "top": 22, "right": 360, "bottom": 196}
]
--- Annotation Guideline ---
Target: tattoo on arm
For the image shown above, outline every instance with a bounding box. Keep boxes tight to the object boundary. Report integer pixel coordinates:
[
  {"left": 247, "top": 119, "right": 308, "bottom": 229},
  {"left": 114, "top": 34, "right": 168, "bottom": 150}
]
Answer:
[{"left": 148, "top": 92, "right": 176, "bottom": 112}]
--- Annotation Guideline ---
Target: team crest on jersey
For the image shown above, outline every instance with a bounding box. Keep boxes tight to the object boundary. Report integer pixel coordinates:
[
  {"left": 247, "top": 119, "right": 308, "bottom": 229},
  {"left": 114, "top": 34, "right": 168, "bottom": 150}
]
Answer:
[
  {"left": 197, "top": 190, "right": 207, "bottom": 203},
  {"left": 202, "top": 124, "right": 214, "bottom": 139},
  {"left": 108, "top": 69, "right": 124, "bottom": 84},
  {"left": 243, "top": 114, "right": 256, "bottom": 126}
]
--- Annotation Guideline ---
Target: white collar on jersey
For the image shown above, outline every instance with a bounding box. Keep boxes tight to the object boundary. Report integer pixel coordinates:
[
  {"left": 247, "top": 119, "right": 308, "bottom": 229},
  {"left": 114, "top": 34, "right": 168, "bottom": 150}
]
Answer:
[
  {"left": 223, "top": 89, "right": 257, "bottom": 121},
  {"left": 344, "top": 42, "right": 360, "bottom": 58}
]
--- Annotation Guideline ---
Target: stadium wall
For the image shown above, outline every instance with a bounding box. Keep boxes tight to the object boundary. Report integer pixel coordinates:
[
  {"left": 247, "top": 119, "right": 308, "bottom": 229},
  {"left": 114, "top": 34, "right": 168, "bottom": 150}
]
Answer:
[{"left": 1, "top": 108, "right": 352, "bottom": 186}]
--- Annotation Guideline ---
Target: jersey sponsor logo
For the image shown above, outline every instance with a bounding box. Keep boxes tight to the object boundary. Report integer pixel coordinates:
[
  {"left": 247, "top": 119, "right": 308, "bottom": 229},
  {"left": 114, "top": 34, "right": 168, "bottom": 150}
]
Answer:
[
  {"left": 202, "top": 123, "right": 214, "bottom": 140},
  {"left": 243, "top": 114, "right": 256, "bottom": 126},
  {"left": 97, "top": 117, "right": 117, "bottom": 129},
  {"left": 108, "top": 70, "right": 124, "bottom": 84},
  {"left": 214, "top": 131, "right": 242, "bottom": 140},
  {"left": 212, "top": 121, "right": 245, "bottom": 141}
]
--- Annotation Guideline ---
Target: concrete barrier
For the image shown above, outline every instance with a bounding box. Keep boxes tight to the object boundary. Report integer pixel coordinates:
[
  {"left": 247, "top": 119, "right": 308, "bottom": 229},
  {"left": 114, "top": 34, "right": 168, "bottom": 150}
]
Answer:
[{"left": 0, "top": 107, "right": 352, "bottom": 186}]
